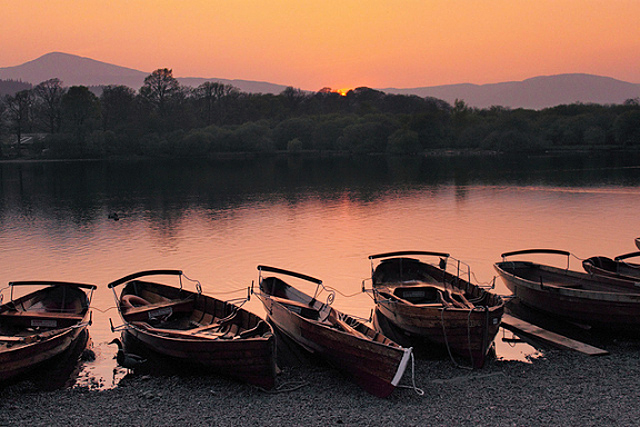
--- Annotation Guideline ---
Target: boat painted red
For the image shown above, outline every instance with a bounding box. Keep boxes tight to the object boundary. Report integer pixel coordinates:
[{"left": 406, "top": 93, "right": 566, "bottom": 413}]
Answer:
[{"left": 254, "top": 265, "right": 413, "bottom": 398}]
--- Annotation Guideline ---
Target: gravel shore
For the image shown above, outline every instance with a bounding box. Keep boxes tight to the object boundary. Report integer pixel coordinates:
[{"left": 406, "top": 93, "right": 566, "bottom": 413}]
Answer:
[{"left": 1, "top": 334, "right": 639, "bottom": 427}]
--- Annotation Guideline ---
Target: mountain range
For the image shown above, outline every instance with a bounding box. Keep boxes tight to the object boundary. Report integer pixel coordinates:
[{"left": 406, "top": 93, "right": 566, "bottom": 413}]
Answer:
[
  {"left": 381, "top": 74, "right": 640, "bottom": 109},
  {"left": 0, "top": 52, "right": 290, "bottom": 96},
  {"left": 1, "top": 52, "right": 639, "bottom": 109}
]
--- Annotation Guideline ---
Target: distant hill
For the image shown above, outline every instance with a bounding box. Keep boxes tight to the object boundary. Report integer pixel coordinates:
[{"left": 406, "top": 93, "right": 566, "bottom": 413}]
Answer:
[
  {"left": 2, "top": 53, "right": 640, "bottom": 108},
  {"left": 0, "top": 52, "right": 148, "bottom": 89},
  {"left": 0, "top": 52, "right": 290, "bottom": 94},
  {"left": 382, "top": 74, "right": 640, "bottom": 109}
]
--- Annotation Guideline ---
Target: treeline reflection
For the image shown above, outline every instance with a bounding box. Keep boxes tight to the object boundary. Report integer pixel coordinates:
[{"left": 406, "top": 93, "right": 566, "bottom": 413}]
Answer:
[{"left": 1, "top": 153, "right": 639, "bottom": 223}]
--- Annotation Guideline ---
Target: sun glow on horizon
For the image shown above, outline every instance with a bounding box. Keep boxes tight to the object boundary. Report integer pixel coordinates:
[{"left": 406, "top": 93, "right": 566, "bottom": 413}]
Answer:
[{"left": 1, "top": 1, "right": 639, "bottom": 89}]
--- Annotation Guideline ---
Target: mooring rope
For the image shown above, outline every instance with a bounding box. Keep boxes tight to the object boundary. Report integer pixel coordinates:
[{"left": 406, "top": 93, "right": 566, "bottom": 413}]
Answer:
[
  {"left": 466, "top": 305, "right": 489, "bottom": 368},
  {"left": 323, "top": 285, "right": 364, "bottom": 299},
  {"left": 469, "top": 271, "right": 496, "bottom": 289},
  {"left": 88, "top": 305, "right": 120, "bottom": 313},
  {"left": 440, "top": 307, "right": 473, "bottom": 371},
  {"left": 0, "top": 285, "right": 11, "bottom": 304},
  {"left": 181, "top": 273, "right": 202, "bottom": 294},
  {"left": 398, "top": 351, "right": 425, "bottom": 396},
  {"left": 252, "top": 380, "right": 310, "bottom": 394}
]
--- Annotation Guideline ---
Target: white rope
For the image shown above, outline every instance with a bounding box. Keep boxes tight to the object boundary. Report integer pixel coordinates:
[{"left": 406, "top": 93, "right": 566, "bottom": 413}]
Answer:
[{"left": 398, "top": 351, "right": 425, "bottom": 396}]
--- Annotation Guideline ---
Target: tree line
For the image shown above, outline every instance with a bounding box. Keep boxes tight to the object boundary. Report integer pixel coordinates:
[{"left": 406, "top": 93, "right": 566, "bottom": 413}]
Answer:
[{"left": 1, "top": 69, "right": 639, "bottom": 159}]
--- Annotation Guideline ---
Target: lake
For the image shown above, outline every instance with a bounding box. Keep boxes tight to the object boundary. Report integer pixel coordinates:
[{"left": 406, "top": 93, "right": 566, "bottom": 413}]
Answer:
[{"left": 2, "top": 152, "right": 640, "bottom": 388}]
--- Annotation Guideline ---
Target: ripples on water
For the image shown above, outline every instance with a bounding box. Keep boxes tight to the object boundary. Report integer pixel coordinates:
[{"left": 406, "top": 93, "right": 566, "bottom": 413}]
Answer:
[{"left": 1, "top": 153, "right": 639, "bottom": 388}]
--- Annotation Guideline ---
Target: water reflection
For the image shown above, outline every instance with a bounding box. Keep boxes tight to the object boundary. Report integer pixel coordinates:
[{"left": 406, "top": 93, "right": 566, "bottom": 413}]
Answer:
[
  {"left": 2, "top": 153, "right": 640, "bottom": 218},
  {"left": 1, "top": 152, "right": 639, "bottom": 389}
]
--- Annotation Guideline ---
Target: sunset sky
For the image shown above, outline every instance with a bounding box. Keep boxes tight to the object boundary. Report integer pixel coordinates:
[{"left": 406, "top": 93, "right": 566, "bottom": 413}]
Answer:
[{"left": 2, "top": 0, "right": 639, "bottom": 91}]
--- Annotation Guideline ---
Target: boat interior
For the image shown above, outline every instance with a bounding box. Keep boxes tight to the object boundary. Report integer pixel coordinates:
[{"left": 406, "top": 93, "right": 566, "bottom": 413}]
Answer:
[
  {"left": 119, "top": 280, "right": 270, "bottom": 340},
  {"left": 259, "top": 276, "right": 326, "bottom": 321},
  {"left": 372, "top": 257, "right": 499, "bottom": 308},
  {"left": 1, "top": 285, "right": 89, "bottom": 342},
  {"left": 259, "top": 275, "right": 394, "bottom": 344}
]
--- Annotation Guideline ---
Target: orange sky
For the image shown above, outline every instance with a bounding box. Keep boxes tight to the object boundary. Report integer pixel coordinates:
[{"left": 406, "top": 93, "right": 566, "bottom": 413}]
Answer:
[{"left": 2, "top": 0, "right": 639, "bottom": 90}]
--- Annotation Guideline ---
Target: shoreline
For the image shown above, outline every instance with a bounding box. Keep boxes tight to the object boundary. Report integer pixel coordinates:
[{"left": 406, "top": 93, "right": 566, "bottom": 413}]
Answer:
[
  {"left": 1, "top": 336, "right": 639, "bottom": 426},
  {"left": 1, "top": 145, "right": 639, "bottom": 164}
]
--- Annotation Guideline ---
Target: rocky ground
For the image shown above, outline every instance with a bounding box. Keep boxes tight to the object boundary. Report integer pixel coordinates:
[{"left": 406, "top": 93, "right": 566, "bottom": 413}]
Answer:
[{"left": 1, "top": 334, "right": 639, "bottom": 427}]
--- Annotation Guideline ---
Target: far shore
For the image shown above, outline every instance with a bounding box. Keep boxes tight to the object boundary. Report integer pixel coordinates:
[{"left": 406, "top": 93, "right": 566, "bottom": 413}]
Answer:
[{"left": 1, "top": 145, "right": 639, "bottom": 165}]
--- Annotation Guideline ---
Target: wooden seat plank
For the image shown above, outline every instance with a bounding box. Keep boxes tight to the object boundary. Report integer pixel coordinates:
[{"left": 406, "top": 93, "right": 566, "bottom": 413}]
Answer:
[{"left": 122, "top": 298, "right": 194, "bottom": 322}]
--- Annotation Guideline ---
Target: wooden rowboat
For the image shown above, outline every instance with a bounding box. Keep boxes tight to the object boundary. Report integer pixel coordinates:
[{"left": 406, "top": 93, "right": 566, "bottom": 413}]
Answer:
[
  {"left": 108, "top": 270, "right": 276, "bottom": 389},
  {"left": 495, "top": 249, "right": 640, "bottom": 330},
  {"left": 254, "top": 265, "right": 413, "bottom": 398},
  {"left": 0, "top": 280, "right": 96, "bottom": 382},
  {"left": 582, "top": 251, "right": 640, "bottom": 281},
  {"left": 366, "top": 251, "right": 504, "bottom": 368}
]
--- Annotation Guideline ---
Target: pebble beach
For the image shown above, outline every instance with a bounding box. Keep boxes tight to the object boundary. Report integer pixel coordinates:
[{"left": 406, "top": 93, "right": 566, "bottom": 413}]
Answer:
[{"left": 1, "top": 335, "right": 639, "bottom": 427}]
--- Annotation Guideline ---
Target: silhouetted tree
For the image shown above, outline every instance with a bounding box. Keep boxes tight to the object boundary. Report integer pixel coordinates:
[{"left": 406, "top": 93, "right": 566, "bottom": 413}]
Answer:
[
  {"left": 140, "top": 69, "right": 182, "bottom": 126},
  {"left": 5, "top": 89, "right": 33, "bottom": 154},
  {"left": 194, "top": 81, "right": 239, "bottom": 126},
  {"left": 346, "top": 87, "right": 385, "bottom": 114},
  {"left": 387, "top": 129, "right": 421, "bottom": 154},
  {"left": 100, "top": 85, "right": 136, "bottom": 132},
  {"left": 312, "top": 114, "right": 355, "bottom": 151},
  {"left": 279, "top": 87, "right": 308, "bottom": 114},
  {"left": 232, "top": 121, "right": 273, "bottom": 152},
  {"left": 273, "top": 117, "right": 315, "bottom": 150},
  {"left": 0, "top": 99, "right": 6, "bottom": 157},
  {"left": 62, "top": 86, "right": 100, "bottom": 144},
  {"left": 33, "top": 78, "right": 66, "bottom": 133},
  {"left": 614, "top": 110, "right": 640, "bottom": 145},
  {"left": 341, "top": 114, "right": 400, "bottom": 153}
]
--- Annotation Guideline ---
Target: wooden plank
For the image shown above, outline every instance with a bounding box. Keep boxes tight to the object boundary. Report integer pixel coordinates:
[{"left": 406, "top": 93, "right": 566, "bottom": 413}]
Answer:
[
  {"left": 501, "top": 314, "right": 609, "bottom": 356},
  {"left": 122, "top": 299, "right": 194, "bottom": 322}
]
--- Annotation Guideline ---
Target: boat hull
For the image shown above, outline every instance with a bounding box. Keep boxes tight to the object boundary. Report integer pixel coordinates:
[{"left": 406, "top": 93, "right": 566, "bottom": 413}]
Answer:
[
  {"left": 0, "top": 282, "right": 95, "bottom": 382},
  {"left": 111, "top": 272, "right": 277, "bottom": 390},
  {"left": 121, "top": 327, "right": 276, "bottom": 389},
  {"left": 373, "top": 299, "right": 501, "bottom": 368},
  {"left": 0, "top": 325, "right": 88, "bottom": 382},
  {"left": 262, "top": 297, "right": 410, "bottom": 398},
  {"left": 582, "top": 256, "right": 640, "bottom": 281},
  {"left": 256, "top": 268, "right": 411, "bottom": 398},
  {"left": 368, "top": 252, "right": 504, "bottom": 368},
  {"left": 495, "top": 260, "right": 640, "bottom": 330}
]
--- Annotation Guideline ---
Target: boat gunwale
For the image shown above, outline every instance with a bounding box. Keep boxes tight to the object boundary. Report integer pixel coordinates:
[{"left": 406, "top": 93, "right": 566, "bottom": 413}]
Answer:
[{"left": 495, "top": 260, "right": 640, "bottom": 301}]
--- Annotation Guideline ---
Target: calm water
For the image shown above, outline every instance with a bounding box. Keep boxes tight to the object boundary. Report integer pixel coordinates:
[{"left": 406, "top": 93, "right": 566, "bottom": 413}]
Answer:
[{"left": 2, "top": 153, "right": 640, "bottom": 388}]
